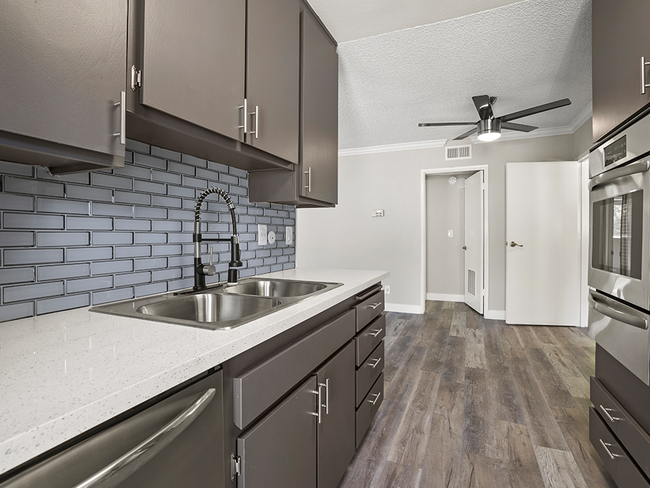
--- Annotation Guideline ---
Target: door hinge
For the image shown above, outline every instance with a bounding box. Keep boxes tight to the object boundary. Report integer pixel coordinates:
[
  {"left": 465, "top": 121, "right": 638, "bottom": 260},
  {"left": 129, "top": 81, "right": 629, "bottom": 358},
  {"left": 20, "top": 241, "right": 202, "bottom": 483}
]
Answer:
[
  {"left": 131, "top": 65, "right": 142, "bottom": 91},
  {"left": 230, "top": 454, "right": 241, "bottom": 480}
]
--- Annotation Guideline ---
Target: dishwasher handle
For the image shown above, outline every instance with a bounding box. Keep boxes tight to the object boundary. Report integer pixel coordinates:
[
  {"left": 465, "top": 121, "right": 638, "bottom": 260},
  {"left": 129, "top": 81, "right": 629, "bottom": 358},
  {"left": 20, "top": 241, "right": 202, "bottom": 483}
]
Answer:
[
  {"left": 73, "top": 388, "right": 216, "bottom": 488},
  {"left": 588, "top": 291, "right": 648, "bottom": 330}
]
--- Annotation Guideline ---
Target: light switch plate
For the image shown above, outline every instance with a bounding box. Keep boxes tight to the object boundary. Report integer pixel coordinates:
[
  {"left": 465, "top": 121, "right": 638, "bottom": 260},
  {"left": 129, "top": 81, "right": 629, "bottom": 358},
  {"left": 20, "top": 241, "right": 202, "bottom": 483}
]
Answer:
[
  {"left": 258, "top": 224, "right": 267, "bottom": 245},
  {"left": 448, "top": 230, "right": 453, "bottom": 237},
  {"left": 286, "top": 226, "right": 293, "bottom": 245}
]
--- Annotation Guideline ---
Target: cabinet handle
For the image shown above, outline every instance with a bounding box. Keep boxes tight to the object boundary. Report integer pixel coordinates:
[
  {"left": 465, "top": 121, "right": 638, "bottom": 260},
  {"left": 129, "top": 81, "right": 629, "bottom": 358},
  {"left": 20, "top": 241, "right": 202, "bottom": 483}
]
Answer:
[
  {"left": 304, "top": 167, "right": 312, "bottom": 192},
  {"left": 312, "top": 385, "right": 322, "bottom": 424},
  {"left": 72, "top": 388, "right": 215, "bottom": 488},
  {"left": 369, "top": 391, "right": 381, "bottom": 405},
  {"left": 368, "top": 302, "right": 382, "bottom": 310},
  {"left": 599, "top": 439, "right": 624, "bottom": 460},
  {"left": 113, "top": 91, "right": 126, "bottom": 145},
  {"left": 369, "top": 328, "right": 383, "bottom": 338},
  {"left": 238, "top": 99, "right": 248, "bottom": 137},
  {"left": 642, "top": 57, "right": 650, "bottom": 94},
  {"left": 367, "top": 357, "right": 382, "bottom": 369},
  {"left": 599, "top": 404, "right": 622, "bottom": 422},
  {"left": 319, "top": 379, "right": 329, "bottom": 415},
  {"left": 249, "top": 106, "right": 259, "bottom": 139}
]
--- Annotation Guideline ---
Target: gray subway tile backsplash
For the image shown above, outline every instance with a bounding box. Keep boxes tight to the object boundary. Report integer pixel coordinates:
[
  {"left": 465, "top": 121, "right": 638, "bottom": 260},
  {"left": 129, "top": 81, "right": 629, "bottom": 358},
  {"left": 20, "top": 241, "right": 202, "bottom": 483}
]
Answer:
[{"left": 0, "top": 140, "right": 295, "bottom": 322}]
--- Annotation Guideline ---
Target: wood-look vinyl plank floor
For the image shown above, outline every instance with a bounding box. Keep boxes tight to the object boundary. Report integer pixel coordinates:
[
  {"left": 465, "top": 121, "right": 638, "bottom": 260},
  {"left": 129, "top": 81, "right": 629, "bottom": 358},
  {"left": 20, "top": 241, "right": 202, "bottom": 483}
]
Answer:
[{"left": 338, "top": 302, "right": 616, "bottom": 488}]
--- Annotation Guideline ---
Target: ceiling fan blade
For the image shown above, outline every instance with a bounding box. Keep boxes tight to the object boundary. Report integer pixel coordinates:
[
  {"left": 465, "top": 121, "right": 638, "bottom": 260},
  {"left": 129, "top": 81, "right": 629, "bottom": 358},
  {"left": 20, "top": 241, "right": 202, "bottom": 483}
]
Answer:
[
  {"left": 418, "top": 122, "right": 476, "bottom": 127},
  {"left": 500, "top": 98, "right": 571, "bottom": 122},
  {"left": 453, "top": 126, "right": 479, "bottom": 140},
  {"left": 472, "top": 95, "right": 493, "bottom": 119},
  {"left": 501, "top": 121, "right": 537, "bottom": 132}
]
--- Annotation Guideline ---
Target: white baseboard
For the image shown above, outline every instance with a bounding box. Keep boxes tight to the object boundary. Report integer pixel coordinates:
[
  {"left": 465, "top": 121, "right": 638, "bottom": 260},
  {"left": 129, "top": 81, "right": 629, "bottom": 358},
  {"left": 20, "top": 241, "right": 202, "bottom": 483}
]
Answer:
[
  {"left": 484, "top": 309, "right": 506, "bottom": 321},
  {"left": 384, "top": 303, "right": 424, "bottom": 314},
  {"left": 425, "top": 293, "right": 464, "bottom": 302}
]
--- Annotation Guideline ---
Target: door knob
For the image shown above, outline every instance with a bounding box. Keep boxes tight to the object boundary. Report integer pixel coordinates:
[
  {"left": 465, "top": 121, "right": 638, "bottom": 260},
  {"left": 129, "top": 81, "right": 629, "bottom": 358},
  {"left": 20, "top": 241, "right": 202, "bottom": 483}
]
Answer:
[
  {"left": 462, "top": 246, "right": 467, "bottom": 250},
  {"left": 508, "top": 241, "right": 523, "bottom": 248}
]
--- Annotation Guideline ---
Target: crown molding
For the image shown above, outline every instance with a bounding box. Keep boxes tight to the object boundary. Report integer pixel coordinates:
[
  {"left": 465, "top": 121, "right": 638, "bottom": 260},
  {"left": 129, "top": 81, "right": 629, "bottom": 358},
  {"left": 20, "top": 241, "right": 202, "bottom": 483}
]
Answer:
[
  {"left": 338, "top": 139, "right": 447, "bottom": 157},
  {"left": 339, "top": 102, "right": 593, "bottom": 153}
]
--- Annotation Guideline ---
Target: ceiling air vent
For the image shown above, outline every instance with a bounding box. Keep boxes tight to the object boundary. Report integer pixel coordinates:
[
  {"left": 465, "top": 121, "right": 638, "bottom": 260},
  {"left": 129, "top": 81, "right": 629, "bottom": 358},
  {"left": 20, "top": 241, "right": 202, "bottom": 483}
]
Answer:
[{"left": 445, "top": 145, "right": 472, "bottom": 160}]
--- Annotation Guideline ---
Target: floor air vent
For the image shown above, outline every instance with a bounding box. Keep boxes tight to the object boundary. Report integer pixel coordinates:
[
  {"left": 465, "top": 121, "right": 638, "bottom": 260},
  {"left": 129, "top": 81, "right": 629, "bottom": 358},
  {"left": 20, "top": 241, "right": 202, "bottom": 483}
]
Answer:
[{"left": 446, "top": 145, "right": 472, "bottom": 160}]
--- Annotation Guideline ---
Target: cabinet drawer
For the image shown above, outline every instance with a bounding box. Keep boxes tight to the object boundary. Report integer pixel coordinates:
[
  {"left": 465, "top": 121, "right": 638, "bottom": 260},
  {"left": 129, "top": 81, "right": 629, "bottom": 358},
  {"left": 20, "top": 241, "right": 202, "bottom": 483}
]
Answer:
[
  {"left": 356, "top": 373, "right": 384, "bottom": 448},
  {"left": 233, "top": 309, "right": 355, "bottom": 429},
  {"left": 356, "top": 341, "right": 384, "bottom": 407},
  {"left": 591, "top": 377, "right": 650, "bottom": 478},
  {"left": 355, "top": 288, "right": 384, "bottom": 332},
  {"left": 355, "top": 314, "right": 386, "bottom": 366},
  {"left": 590, "top": 407, "right": 650, "bottom": 488}
]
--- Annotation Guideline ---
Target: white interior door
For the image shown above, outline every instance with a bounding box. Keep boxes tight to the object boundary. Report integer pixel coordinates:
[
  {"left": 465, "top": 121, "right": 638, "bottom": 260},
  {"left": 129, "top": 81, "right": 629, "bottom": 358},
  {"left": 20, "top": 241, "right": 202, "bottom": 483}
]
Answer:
[
  {"left": 464, "top": 171, "right": 484, "bottom": 314},
  {"left": 505, "top": 161, "right": 581, "bottom": 326}
]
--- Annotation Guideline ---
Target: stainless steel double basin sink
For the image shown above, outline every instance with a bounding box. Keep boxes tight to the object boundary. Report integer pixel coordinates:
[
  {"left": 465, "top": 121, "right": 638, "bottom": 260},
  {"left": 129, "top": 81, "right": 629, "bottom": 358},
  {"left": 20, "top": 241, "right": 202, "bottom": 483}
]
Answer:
[{"left": 90, "top": 278, "right": 342, "bottom": 330}]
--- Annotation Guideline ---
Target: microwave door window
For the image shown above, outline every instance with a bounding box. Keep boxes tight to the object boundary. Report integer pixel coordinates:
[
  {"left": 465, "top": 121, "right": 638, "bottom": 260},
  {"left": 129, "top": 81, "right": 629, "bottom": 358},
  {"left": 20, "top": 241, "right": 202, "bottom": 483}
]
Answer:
[{"left": 592, "top": 191, "right": 643, "bottom": 279}]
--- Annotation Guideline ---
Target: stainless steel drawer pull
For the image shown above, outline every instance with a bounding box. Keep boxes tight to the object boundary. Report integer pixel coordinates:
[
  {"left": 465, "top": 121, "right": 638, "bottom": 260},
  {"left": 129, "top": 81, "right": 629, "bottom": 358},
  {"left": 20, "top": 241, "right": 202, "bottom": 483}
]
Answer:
[
  {"left": 304, "top": 167, "right": 312, "bottom": 192},
  {"left": 249, "top": 106, "right": 259, "bottom": 139},
  {"left": 73, "top": 388, "right": 215, "bottom": 488},
  {"left": 642, "top": 56, "right": 650, "bottom": 94},
  {"left": 238, "top": 99, "right": 248, "bottom": 136},
  {"left": 368, "top": 302, "right": 382, "bottom": 310},
  {"left": 599, "top": 404, "right": 622, "bottom": 422},
  {"left": 113, "top": 91, "right": 126, "bottom": 145},
  {"left": 599, "top": 438, "right": 624, "bottom": 460},
  {"left": 369, "top": 391, "right": 381, "bottom": 405},
  {"left": 369, "top": 328, "right": 383, "bottom": 338},
  {"left": 324, "top": 378, "right": 329, "bottom": 415},
  {"left": 367, "top": 357, "right": 382, "bottom": 369},
  {"left": 312, "top": 386, "right": 323, "bottom": 424}
]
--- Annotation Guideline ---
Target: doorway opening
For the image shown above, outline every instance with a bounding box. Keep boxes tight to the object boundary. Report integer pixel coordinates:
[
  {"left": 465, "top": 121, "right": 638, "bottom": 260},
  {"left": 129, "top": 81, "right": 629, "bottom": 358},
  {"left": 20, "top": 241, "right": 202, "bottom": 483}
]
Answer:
[{"left": 420, "top": 165, "right": 489, "bottom": 315}]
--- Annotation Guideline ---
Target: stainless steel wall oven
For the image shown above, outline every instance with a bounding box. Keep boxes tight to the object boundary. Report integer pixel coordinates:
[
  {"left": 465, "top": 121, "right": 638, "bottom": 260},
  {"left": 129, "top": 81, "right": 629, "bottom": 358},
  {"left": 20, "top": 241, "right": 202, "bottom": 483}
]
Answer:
[{"left": 588, "top": 111, "right": 650, "bottom": 386}]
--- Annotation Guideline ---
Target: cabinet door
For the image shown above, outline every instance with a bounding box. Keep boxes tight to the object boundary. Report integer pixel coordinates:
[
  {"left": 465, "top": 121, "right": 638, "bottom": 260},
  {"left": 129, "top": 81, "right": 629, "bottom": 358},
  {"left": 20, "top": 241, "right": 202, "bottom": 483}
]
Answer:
[
  {"left": 301, "top": 10, "right": 339, "bottom": 204},
  {"left": 592, "top": 0, "right": 650, "bottom": 142},
  {"left": 247, "top": 0, "right": 300, "bottom": 164},
  {"left": 140, "top": 0, "right": 246, "bottom": 141},
  {"left": 0, "top": 1, "right": 126, "bottom": 158},
  {"left": 237, "top": 376, "right": 317, "bottom": 488},
  {"left": 316, "top": 343, "right": 356, "bottom": 488}
]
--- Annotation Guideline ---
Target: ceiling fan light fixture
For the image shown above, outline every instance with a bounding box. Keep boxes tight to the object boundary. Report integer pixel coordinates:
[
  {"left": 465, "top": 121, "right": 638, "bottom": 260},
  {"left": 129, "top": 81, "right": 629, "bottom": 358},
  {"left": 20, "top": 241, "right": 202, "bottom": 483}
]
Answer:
[{"left": 476, "top": 118, "right": 502, "bottom": 142}]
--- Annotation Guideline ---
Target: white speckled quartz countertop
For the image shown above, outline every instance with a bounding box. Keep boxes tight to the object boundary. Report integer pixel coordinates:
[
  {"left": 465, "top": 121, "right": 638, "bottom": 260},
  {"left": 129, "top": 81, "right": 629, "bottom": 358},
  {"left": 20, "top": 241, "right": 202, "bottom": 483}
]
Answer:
[{"left": 0, "top": 268, "right": 388, "bottom": 476}]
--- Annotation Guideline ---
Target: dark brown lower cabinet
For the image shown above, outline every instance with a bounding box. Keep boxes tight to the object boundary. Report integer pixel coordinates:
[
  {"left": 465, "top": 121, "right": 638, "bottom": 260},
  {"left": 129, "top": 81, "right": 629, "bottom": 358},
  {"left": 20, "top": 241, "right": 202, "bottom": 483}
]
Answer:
[
  {"left": 316, "top": 342, "right": 356, "bottom": 488},
  {"left": 237, "top": 376, "right": 318, "bottom": 488}
]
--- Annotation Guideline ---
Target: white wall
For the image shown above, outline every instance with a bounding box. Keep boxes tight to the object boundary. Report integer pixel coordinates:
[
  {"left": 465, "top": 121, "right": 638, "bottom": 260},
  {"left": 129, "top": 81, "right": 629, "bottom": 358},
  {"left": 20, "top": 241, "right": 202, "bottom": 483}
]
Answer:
[
  {"left": 426, "top": 174, "right": 472, "bottom": 299},
  {"left": 297, "top": 122, "right": 593, "bottom": 315}
]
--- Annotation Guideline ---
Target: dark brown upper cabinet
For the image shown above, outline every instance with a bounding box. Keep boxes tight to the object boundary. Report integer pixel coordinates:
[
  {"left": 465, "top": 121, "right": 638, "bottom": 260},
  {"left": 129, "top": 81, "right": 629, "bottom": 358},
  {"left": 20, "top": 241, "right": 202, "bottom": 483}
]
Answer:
[
  {"left": 0, "top": 1, "right": 128, "bottom": 174},
  {"left": 249, "top": 4, "right": 338, "bottom": 207},
  {"left": 127, "top": 0, "right": 299, "bottom": 172},
  {"left": 592, "top": 0, "right": 650, "bottom": 143}
]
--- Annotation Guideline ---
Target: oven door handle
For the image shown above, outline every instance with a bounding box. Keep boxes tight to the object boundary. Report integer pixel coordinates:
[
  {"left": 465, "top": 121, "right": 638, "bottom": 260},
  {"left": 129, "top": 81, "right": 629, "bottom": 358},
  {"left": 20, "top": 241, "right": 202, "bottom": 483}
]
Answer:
[
  {"left": 588, "top": 292, "right": 648, "bottom": 330},
  {"left": 589, "top": 160, "right": 650, "bottom": 191}
]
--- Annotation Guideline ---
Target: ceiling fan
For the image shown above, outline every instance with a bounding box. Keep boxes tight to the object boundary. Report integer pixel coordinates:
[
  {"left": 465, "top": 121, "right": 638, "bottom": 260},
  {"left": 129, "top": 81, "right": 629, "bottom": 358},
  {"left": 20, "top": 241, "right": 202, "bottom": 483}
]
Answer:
[{"left": 418, "top": 95, "right": 571, "bottom": 142}]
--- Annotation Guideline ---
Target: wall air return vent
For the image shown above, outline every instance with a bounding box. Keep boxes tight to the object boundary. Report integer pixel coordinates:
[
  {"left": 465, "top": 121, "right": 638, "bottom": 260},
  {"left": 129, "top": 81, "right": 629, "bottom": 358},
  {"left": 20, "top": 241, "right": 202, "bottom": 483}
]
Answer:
[{"left": 445, "top": 145, "right": 472, "bottom": 160}]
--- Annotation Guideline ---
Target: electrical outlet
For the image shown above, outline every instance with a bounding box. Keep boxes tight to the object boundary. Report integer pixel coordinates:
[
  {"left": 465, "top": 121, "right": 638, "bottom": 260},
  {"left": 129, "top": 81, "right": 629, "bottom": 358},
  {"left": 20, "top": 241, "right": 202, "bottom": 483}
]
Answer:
[
  {"left": 384, "top": 285, "right": 391, "bottom": 295},
  {"left": 372, "top": 209, "right": 385, "bottom": 217},
  {"left": 258, "top": 224, "right": 267, "bottom": 245},
  {"left": 286, "top": 226, "right": 293, "bottom": 245}
]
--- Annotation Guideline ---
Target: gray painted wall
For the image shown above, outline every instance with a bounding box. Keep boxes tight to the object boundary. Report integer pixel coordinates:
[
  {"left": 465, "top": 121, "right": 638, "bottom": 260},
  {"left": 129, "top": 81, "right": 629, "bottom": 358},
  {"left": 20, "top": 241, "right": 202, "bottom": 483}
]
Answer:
[
  {"left": 426, "top": 173, "right": 474, "bottom": 297},
  {"left": 297, "top": 126, "right": 588, "bottom": 314},
  {"left": 0, "top": 139, "right": 296, "bottom": 323}
]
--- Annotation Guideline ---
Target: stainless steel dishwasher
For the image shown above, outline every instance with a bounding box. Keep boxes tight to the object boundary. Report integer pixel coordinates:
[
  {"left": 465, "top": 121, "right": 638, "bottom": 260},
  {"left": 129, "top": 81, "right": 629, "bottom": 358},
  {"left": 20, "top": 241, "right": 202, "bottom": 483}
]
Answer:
[{"left": 0, "top": 369, "right": 224, "bottom": 488}]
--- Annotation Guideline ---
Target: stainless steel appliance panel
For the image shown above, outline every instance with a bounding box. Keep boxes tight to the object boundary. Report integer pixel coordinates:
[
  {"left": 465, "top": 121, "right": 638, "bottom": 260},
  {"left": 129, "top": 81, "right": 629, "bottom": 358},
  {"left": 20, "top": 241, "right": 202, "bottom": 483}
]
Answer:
[
  {"left": 590, "top": 110, "right": 650, "bottom": 178},
  {"left": 588, "top": 289, "right": 650, "bottom": 384},
  {"left": 589, "top": 160, "right": 650, "bottom": 310}
]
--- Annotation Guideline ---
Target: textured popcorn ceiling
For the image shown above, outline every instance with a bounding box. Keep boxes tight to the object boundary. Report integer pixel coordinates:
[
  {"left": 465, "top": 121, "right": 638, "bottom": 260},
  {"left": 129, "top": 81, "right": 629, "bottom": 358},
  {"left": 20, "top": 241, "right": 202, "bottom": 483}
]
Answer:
[
  {"left": 308, "top": 0, "right": 526, "bottom": 43},
  {"left": 311, "top": 0, "right": 592, "bottom": 150}
]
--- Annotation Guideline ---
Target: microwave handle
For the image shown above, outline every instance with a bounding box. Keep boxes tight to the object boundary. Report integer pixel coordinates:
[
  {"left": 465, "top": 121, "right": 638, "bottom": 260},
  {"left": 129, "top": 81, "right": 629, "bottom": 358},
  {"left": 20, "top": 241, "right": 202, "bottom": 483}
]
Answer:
[
  {"left": 588, "top": 292, "right": 648, "bottom": 330},
  {"left": 588, "top": 160, "right": 650, "bottom": 191}
]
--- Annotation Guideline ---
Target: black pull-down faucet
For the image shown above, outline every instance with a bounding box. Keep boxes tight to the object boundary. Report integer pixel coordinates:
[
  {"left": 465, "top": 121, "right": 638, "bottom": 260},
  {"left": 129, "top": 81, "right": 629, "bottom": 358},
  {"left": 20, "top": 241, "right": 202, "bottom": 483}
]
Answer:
[{"left": 193, "top": 187, "right": 243, "bottom": 291}]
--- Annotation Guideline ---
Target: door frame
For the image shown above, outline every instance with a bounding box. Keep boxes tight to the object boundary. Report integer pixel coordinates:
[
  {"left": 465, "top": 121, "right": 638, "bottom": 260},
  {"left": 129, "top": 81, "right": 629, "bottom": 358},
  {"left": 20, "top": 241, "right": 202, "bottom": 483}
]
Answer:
[{"left": 420, "top": 164, "right": 490, "bottom": 316}]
